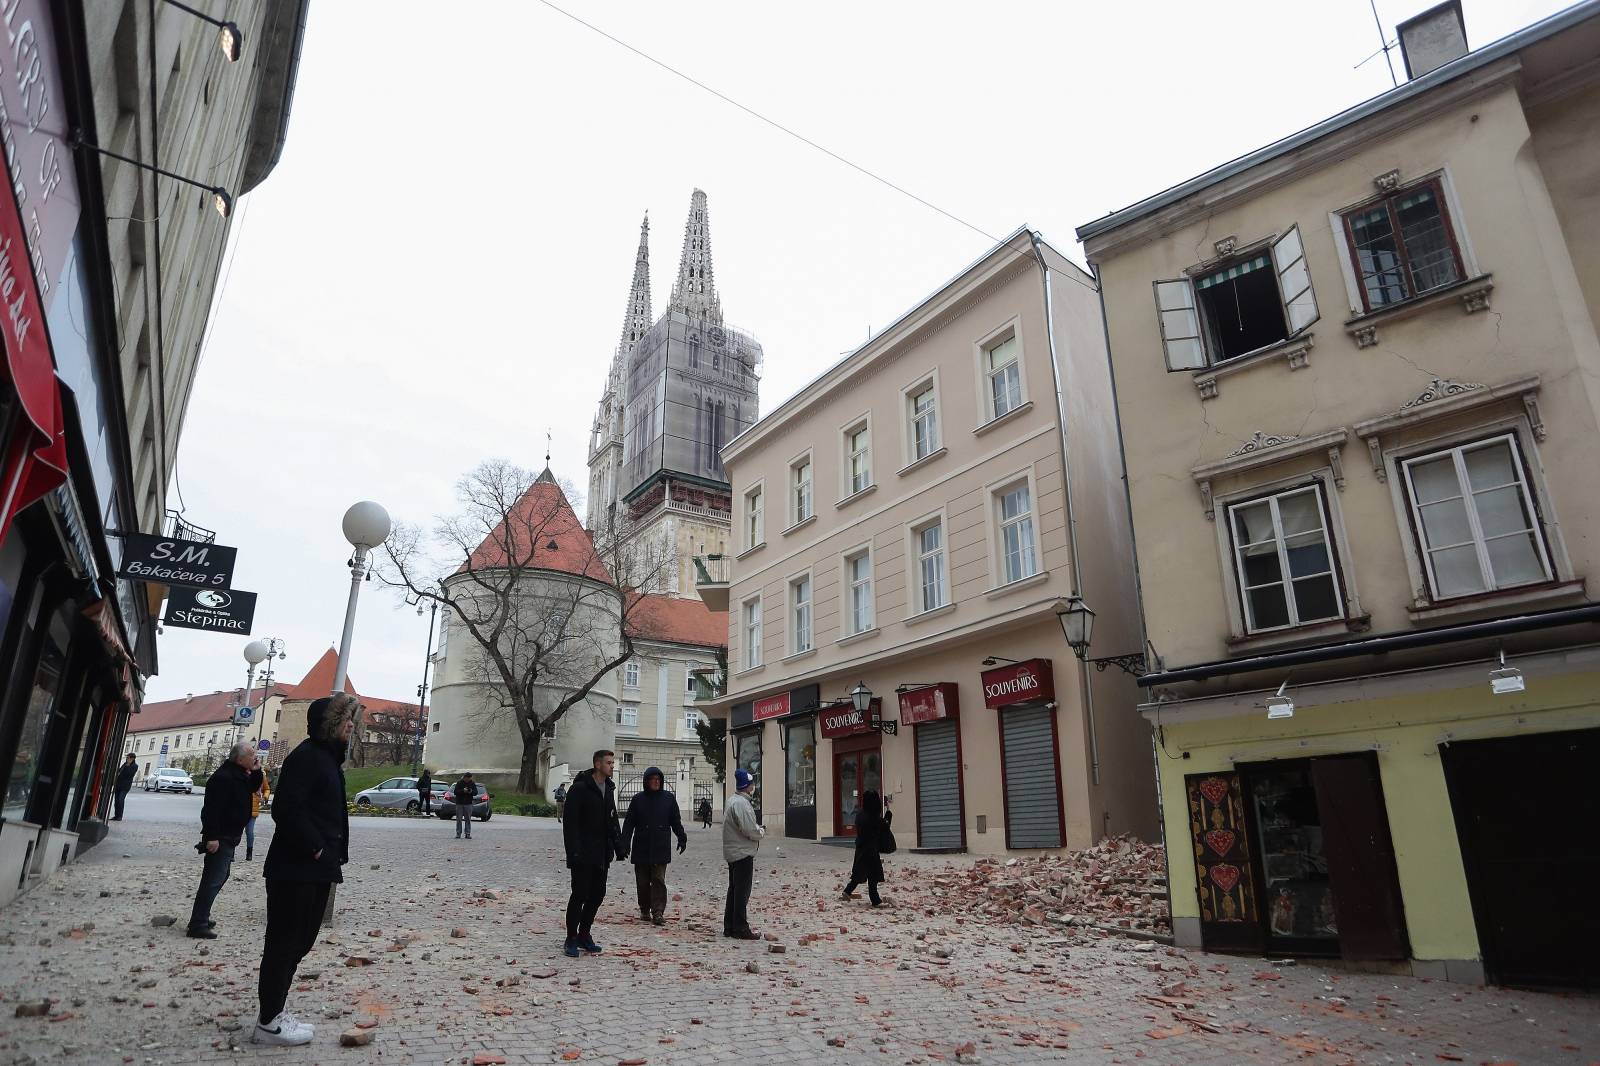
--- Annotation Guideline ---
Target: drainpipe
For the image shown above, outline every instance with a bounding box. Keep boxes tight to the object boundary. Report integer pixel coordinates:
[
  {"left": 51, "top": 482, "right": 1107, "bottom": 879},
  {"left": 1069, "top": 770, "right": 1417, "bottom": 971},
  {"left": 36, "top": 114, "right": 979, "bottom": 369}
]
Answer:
[{"left": 1025, "top": 232, "right": 1100, "bottom": 787}]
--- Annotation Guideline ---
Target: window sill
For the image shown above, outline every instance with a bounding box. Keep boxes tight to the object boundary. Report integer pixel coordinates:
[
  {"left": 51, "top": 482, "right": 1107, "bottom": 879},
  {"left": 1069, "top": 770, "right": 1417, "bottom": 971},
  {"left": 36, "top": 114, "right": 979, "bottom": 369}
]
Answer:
[
  {"left": 835, "top": 484, "right": 877, "bottom": 510},
  {"left": 780, "top": 647, "right": 818, "bottom": 664},
  {"left": 1193, "top": 334, "right": 1314, "bottom": 400},
  {"left": 1344, "top": 273, "right": 1493, "bottom": 348},
  {"left": 735, "top": 542, "right": 766, "bottom": 562},
  {"left": 1408, "top": 578, "right": 1585, "bottom": 624},
  {"left": 984, "top": 571, "right": 1050, "bottom": 598},
  {"left": 973, "top": 401, "right": 1035, "bottom": 438},
  {"left": 897, "top": 447, "right": 947, "bottom": 477},
  {"left": 732, "top": 664, "right": 766, "bottom": 679},
  {"left": 1226, "top": 615, "right": 1371, "bottom": 655},
  {"left": 781, "top": 515, "right": 817, "bottom": 537},
  {"left": 836, "top": 627, "right": 880, "bottom": 648},
  {"left": 903, "top": 602, "right": 956, "bottom": 627}
]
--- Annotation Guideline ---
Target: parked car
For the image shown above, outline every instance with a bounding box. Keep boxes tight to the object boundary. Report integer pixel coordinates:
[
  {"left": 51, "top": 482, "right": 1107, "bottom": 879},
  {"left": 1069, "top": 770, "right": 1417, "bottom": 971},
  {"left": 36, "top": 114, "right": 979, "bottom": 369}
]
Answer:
[
  {"left": 144, "top": 767, "right": 194, "bottom": 793},
  {"left": 353, "top": 777, "right": 451, "bottom": 812},
  {"left": 436, "top": 783, "right": 492, "bottom": 822}
]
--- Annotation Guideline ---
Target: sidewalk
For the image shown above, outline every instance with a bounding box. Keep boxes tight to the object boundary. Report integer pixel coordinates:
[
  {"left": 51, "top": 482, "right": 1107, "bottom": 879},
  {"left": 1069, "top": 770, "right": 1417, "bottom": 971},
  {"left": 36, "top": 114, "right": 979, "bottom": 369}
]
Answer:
[{"left": 1, "top": 794, "right": 1594, "bottom": 1065}]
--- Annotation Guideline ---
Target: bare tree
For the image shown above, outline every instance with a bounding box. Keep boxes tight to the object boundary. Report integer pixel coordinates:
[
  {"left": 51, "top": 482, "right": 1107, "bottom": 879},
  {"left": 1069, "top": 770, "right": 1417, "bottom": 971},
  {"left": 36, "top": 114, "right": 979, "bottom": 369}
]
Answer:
[{"left": 380, "top": 460, "right": 671, "bottom": 793}]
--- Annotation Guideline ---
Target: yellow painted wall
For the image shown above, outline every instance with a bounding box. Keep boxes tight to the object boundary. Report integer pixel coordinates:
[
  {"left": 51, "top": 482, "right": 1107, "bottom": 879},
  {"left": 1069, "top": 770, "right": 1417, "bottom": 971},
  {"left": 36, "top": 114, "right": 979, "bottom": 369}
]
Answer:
[{"left": 1155, "top": 672, "right": 1600, "bottom": 962}]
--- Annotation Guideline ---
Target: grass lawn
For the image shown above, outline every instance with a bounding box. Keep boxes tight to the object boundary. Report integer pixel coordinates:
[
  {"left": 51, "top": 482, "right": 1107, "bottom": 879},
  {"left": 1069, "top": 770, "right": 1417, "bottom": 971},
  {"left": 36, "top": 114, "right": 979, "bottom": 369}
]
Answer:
[{"left": 341, "top": 765, "right": 554, "bottom": 817}]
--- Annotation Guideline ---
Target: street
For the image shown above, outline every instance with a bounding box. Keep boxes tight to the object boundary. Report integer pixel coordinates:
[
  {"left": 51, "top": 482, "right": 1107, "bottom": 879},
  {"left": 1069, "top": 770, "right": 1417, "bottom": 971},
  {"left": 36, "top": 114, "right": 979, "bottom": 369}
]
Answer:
[{"left": 1, "top": 793, "right": 1595, "bottom": 1066}]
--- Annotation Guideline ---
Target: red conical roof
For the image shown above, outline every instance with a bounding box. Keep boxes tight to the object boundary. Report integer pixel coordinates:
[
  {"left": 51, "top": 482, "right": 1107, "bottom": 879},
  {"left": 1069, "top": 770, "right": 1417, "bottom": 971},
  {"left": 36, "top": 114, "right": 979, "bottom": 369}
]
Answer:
[
  {"left": 459, "top": 471, "right": 611, "bottom": 583},
  {"left": 281, "top": 647, "right": 357, "bottom": 699}
]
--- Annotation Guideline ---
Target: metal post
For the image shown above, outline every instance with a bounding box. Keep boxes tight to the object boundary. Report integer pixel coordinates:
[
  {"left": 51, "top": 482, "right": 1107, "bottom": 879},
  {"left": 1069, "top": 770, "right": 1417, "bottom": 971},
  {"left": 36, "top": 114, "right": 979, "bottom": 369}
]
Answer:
[
  {"left": 333, "top": 547, "right": 368, "bottom": 694},
  {"left": 253, "top": 656, "right": 275, "bottom": 748},
  {"left": 410, "top": 600, "right": 436, "bottom": 776},
  {"left": 241, "top": 664, "right": 257, "bottom": 745}
]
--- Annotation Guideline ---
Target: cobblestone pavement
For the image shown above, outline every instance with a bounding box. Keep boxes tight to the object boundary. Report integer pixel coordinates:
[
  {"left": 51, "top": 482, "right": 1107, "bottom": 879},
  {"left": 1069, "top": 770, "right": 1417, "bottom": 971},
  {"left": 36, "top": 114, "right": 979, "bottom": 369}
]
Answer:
[{"left": 2, "top": 791, "right": 1596, "bottom": 1066}]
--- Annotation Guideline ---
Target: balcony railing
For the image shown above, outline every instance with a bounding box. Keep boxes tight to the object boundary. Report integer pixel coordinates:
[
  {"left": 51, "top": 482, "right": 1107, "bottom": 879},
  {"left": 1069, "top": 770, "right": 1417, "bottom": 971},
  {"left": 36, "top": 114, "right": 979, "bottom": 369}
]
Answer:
[{"left": 694, "top": 553, "right": 729, "bottom": 612}]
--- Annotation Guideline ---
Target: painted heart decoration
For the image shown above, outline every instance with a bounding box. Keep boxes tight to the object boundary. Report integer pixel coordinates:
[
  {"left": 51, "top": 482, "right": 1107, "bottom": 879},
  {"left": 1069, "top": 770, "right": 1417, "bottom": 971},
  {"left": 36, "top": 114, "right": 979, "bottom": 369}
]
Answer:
[
  {"left": 1204, "top": 829, "right": 1236, "bottom": 857},
  {"left": 1197, "top": 777, "right": 1231, "bottom": 807},
  {"left": 1209, "top": 863, "right": 1242, "bottom": 893}
]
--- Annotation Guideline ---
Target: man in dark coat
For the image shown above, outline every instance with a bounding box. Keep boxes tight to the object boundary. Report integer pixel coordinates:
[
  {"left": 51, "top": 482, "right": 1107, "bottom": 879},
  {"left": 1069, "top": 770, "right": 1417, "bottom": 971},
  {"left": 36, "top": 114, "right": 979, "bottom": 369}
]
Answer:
[
  {"left": 112, "top": 752, "right": 136, "bottom": 820},
  {"left": 620, "top": 766, "right": 687, "bottom": 925},
  {"left": 452, "top": 771, "right": 477, "bottom": 839},
  {"left": 842, "top": 789, "right": 893, "bottom": 906},
  {"left": 186, "top": 741, "right": 255, "bottom": 938},
  {"left": 252, "top": 693, "right": 358, "bottom": 1047},
  {"left": 561, "top": 750, "right": 622, "bottom": 957},
  {"left": 416, "top": 768, "right": 432, "bottom": 815}
]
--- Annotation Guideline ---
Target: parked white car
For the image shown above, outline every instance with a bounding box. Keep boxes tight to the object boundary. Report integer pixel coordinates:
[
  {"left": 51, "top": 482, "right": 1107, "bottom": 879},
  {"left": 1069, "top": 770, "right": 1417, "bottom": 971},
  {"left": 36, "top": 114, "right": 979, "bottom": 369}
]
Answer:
[
  {"left": 144, "top": 767, "right": 194, "bottom": 793},
  {"left": 353, "top": 776, "right": 438, "bottom": 811}
]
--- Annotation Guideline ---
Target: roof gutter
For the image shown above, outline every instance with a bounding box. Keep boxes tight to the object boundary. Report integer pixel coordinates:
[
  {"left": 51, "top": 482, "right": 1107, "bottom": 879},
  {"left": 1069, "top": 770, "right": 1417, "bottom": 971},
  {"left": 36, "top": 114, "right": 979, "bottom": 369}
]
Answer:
[{"left": 1138, "top": 603, "right": 1600, "bottom": 687}]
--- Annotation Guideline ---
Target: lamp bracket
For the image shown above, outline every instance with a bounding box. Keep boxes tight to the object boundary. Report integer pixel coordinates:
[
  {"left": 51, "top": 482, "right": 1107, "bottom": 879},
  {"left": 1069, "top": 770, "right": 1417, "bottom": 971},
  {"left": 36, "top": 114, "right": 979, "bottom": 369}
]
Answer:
[{"left": 1087, "top": 652, "right": 1148, "bottom": 677}]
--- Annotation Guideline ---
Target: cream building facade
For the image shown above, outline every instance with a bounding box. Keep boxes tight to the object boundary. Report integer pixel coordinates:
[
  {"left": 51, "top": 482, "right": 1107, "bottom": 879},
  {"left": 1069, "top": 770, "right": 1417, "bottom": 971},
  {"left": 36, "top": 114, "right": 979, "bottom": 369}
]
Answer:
[
  {"left": 1077, "top": 2, "right": 1600, "bottom": 988},
  {"left": 706, "top": 231, "right": 1157, "bottom": 855}
]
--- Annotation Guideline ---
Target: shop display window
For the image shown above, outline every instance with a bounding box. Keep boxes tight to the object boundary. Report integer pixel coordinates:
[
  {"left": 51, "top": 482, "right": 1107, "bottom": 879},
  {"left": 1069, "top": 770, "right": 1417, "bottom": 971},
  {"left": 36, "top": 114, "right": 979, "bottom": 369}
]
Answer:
[
  {"left": 1249, "top": 765, "right": 1338, "bottom": 947},
  {"left": 5, "top": 612, "right": 70, "bottom": 821}
]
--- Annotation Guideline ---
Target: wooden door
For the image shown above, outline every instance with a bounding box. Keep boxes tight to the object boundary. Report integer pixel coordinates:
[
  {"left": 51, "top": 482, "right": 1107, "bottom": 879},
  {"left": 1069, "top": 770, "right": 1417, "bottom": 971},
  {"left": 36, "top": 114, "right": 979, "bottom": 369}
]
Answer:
[
  {"left": 834, "top": 750, "right": 861, "bottom": 837},
  {"left": 1186, "top": 771, "right": 1263, "bottom": 952},
  {"left": 1310, "top": 753, "right": 1410, "bottom": 961}
]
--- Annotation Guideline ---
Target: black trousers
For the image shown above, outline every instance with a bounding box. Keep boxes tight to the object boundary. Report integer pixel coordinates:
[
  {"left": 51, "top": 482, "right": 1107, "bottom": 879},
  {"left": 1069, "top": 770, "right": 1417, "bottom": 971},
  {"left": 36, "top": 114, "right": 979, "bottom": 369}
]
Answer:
[
  {"left": 417, "top": 790, "right": 430, "bottom": 814},
  {"left": 724, "top": 857, "right": 754, "bottom": 935},
  {"left": 565, "top": 863, "right": 608, "bottom": 939},
  {"left": 258, "top": 880, "right": 333, "bottom": 1025},
  {"left": 112, "top": 788, "right": 129, "bottom": 820},
  {"left": 844, "top": 876, "right": 883, "bottom": 906},
  {"left": 188, "top": 844, "right": 235, "bottom": 931},
  {"left": 634, "top": 863, "right": 667, "bottom": 917}
]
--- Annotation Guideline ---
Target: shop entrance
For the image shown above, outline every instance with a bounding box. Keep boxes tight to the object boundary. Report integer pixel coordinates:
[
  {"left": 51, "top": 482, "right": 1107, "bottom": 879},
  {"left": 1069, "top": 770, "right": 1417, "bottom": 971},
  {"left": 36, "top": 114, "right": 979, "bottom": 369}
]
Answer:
[
  {"left": 783, "top": 718, "right": 816, "bottom": 840},
  {"left": 831, "top": 735, "right": 880, "bottom": 837},
  {"left": 1441, "top": 728, "right": 1599, "bottom": 989}
]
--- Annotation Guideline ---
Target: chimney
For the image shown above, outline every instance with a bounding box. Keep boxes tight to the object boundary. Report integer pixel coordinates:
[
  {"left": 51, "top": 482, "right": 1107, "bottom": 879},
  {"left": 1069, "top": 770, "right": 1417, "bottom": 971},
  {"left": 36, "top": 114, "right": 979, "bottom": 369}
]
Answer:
[
  {"left": 185, "top": 693, "right": 193, "bottom": 702},
  {"left": 1397, "top": 0, "right": 1468, "bottom": 80}
]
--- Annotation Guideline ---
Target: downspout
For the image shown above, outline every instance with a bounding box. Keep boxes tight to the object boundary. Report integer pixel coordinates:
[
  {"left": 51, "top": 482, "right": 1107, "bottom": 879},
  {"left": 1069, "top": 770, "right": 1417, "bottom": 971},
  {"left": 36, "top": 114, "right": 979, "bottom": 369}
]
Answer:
[{"left": 1025, "top": 233, "right": 1099, "bottom": 787}]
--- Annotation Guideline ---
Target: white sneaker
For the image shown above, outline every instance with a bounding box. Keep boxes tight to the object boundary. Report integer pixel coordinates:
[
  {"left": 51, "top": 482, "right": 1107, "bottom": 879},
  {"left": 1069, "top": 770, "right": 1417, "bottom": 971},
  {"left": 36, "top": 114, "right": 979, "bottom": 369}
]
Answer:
[{"left": 252, "top": 1012, "right": 313, "bottom": 1046}]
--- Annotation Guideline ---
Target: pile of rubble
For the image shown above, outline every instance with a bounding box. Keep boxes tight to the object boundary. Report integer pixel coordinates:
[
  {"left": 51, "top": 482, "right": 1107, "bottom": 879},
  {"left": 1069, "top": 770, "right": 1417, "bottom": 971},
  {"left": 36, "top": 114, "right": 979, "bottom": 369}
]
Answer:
[{"left": 910, "top": 835, "right": 1171, "bottom": 941}]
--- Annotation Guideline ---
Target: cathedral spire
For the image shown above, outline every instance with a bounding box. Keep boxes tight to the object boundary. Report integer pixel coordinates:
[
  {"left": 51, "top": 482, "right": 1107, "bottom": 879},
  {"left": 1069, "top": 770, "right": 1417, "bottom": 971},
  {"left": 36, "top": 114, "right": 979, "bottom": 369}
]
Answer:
[
  {"left": 616, "top": 214, "right": 653, "bottom": 359},
  {"left": 668, "top": 188, "right": 723, "bottom": 326}
]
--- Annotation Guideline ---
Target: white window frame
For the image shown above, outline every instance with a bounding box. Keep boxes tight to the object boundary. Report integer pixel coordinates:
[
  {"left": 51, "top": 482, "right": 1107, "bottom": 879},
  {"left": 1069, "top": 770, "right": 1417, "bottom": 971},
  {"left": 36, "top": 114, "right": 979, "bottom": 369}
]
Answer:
[
  {"left": 685, "top": 667, "right": 700, "bottom": 696},
  {"left": 840, "top": 413, "right": 873, "bottom": 501},
  {"left": 788, "top": 570, "right": 814, "bottom": 655},
  {"left": 1399, "top": 432, "right": 1554, "bottom": 602},
  {"left": 787, "top": 451, "right": 814, "bottom": 529},
  {"left": 975, "top": 319, "right": 1028, "bottom": 424},
  {"left": 622, "top": 660, "right": 640, "bottom": 688},
  {"left": 907, "top": 510, "right": 949, "bottom": 615},
  {"left": 1224, "top": 483, "right": 1346, "bottom": 635},
  {"left": 617, "top": 704, "right": 639, "bottom": 730},
  {"left": 741, "top": 595, "right": 764, "bottom": 670},
  {"left": 900, "top": 371, "right": 943, "bottom": 470},
  {"left": 684, "top": 709, "right": 701, "bottom": 733},
  {"left": 841, "top": 544, "right": 875, "bottom": 637},
  {"left": 743, "top": 481, "right": 765, "bottom": 551},
  {"left": 992, "top": 476, "right": 1041, "bottom": 587}
]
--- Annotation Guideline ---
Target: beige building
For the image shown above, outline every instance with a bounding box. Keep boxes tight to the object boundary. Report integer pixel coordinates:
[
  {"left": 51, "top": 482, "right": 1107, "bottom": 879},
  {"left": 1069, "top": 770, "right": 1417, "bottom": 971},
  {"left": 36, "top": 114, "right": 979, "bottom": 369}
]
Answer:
[
  {"left": 1077, "top": 2, "right": 1600, "bottom": 987},
  {"left": 703, "top": 230, "right": 1156, "bottom": 854}
]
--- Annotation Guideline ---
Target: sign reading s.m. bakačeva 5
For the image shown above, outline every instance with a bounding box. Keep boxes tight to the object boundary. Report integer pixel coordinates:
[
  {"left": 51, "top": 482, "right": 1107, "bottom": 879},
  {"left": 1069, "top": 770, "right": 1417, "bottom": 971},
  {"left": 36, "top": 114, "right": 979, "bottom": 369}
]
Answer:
[
  {"left": 163, "top": 586, "right": 257, "bottom": 635},
  {"left": 118, "top": 533, "right": 238, "bottom": 590}
]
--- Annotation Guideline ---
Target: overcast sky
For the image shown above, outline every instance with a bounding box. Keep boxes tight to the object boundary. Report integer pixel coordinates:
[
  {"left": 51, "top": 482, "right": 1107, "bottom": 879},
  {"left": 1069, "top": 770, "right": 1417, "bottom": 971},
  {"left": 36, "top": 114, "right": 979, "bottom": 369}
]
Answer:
[{"left": 144, "top": 0, "right": 1569, "bottom": 705}]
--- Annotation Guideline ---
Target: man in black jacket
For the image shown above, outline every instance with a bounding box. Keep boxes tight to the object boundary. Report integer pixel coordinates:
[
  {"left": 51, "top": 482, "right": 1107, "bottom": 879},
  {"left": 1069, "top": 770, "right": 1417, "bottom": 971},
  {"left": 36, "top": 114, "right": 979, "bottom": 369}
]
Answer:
[
  {"left": 620, "top": 766, "right": 687, "bottom": 925},
  {"left": 561, "top": 749, "right": 623, "bottom": 957},
  {"left": 252, "top": 693, "right": 359, "bottom": 1047},
  {"left": 112, "top": 752, "right": 136, "bottom": 820},
  {"left": 452, "top": 771, "right": 477, "bottom": 839},
  {"left": 186, "top": 741, "right": 255, "bottom": 938}
]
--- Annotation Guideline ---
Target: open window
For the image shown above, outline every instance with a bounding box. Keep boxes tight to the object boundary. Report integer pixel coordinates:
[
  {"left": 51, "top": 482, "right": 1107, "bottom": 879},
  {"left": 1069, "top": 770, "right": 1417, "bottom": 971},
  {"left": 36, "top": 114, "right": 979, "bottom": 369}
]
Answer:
[{"left": 1155, "top": 226, "right": 1318, "bottom": 372}]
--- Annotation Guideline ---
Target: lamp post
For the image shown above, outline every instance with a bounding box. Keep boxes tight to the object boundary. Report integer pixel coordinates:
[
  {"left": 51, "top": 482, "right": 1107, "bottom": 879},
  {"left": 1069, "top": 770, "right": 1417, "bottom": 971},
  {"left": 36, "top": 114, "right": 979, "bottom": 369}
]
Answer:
[
  {"left": 248, "top": 638, "right": 286, "bottom": 749},
  {"left": 334, "top": 501, "right": 391, "bottom": 695},
  {"left": 409, "top": 592, "right": 439, "bottom": 776},
  {"left": 241, "top": 640, "right": 268, "bottom": 745},
  {"left": 1055, "top": 596, "right": 1147, "bottom": 676}
]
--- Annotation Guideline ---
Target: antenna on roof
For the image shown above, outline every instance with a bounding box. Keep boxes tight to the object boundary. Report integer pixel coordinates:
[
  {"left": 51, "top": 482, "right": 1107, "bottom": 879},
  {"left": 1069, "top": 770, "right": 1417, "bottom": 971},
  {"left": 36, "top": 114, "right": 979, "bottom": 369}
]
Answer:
[
  {"left": 1356, "top": 0, "right": 1400, "bottom": 87},
  {"left": 546, "top": 429, "right": 552, "bottom": 467}
]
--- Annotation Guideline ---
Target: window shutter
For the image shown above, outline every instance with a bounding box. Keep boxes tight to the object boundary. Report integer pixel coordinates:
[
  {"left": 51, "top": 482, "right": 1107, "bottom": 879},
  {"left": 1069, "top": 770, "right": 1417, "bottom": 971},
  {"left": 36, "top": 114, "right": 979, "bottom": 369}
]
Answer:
[
  {"left": 1153, "top": 279, "right": 1205, "bottom": 371},
  {"left": 1185, "top": 771, "right": 1264, "bottom": 952},
  {"left": 1272, "top": 225, "right": 1319, "bottom": 335}
]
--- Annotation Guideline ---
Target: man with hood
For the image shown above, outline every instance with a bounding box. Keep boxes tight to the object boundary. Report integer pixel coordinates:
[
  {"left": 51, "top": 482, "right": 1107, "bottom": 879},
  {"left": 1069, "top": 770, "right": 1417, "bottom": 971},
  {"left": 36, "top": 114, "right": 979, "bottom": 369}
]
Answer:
[
  {"left": 252, "top": 693, "right": 358, "bottom": 1047},
  {"left": 561, "top": 749, "right": 623, "bottom": 957},
  {"left": 620, "top": 766, "right": 687, "bottom": 925}
]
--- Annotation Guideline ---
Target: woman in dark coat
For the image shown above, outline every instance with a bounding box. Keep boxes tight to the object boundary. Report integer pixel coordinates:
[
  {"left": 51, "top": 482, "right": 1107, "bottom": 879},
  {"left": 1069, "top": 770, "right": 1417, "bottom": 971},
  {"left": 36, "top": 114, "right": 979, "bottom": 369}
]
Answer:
[
  {"left": 620, "top": 766, "right": 687, "bottom": 924},
  {"left": 843, "top": 789, "right": 891, "bottom": 906}
]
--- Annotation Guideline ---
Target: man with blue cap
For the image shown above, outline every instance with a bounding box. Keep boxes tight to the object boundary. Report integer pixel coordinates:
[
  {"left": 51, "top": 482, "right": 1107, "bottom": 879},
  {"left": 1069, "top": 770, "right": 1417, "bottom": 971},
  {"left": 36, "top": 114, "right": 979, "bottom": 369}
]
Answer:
[{"left": 722, "top": 767, "right": 763, "bottom": 940}]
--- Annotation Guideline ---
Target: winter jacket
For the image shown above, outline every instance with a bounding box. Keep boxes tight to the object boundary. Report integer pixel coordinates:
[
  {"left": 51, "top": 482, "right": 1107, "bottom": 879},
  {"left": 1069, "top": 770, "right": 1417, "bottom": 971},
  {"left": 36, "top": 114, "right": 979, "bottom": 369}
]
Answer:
[
  {"left": 417, "top": 772, "right": 432, "bottom": 794},
  {"left": 850, "top": 808, "right": 893, "bottom": 884},
  {"left": 452, "top": 778, "right": 477, "bottom": 806},
  {"left": 248, "top": 767, "right": 267, "bottom": 818},
  {"left": 263, "top": 737, "right": 350, "bottom": 884},
  {"left": 562, "top": 769, "right": 621, "bottom": 868},
  {"left": 620, "top": 767, "right": 687, "bottom": 866},
  {"left": 114, "top": 760, "right": 136, "bottom": 793},
  {"left": 199, "top": 758, "right": 254, "bottom": 846},
  {"left": 722, "top": 791, "right": 762, "bottom": 863}
]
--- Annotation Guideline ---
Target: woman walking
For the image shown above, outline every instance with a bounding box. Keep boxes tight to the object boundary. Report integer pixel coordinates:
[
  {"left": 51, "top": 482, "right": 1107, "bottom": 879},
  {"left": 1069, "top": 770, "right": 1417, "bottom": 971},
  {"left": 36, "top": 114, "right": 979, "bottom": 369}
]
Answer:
[{"left": 842, "top": 790, "right": 892, "bottom": 907}]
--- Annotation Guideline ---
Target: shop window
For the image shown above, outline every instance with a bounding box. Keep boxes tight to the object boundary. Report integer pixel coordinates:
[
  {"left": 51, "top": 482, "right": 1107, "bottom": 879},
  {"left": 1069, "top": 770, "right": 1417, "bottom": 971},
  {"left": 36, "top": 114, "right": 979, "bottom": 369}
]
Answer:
[
  {"left": 1341, "top": 178, "right": 1463, "bottom": 312},
  {"left": 735, "top": 731, "right": 762, "bottom": 818},
  {"left": 1400, "top": 434, "right": 1551, "bottom": 600},
  {"left": 1226, "top": 485, "right": 1344, "bottom": 633},
  {"left": 785, "top": 721, "right": 816, "bottom": 810},
  {"left": 6, "top": 611, "right": 70, "bottom": 822},
  {"left": 1156, "top": 226, "right": 1318, "bottom": 371}
]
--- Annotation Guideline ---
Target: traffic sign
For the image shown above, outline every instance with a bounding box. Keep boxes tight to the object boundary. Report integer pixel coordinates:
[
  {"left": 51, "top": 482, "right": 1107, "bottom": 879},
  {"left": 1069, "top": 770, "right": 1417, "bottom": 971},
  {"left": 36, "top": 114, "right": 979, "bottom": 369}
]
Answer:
[{"left": 258, "top": 740, "right": 271, "bottom": 751}]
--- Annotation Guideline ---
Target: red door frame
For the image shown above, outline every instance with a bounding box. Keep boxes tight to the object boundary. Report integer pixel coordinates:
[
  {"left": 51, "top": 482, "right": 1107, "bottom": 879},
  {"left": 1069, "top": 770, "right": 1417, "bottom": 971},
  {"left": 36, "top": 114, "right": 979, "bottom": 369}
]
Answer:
[
  {"left": 831, "top": 732, "right": 881, "bottom": 837},
  {"left": 995, "top": 702, "right": 1068, "bottom": 851}
]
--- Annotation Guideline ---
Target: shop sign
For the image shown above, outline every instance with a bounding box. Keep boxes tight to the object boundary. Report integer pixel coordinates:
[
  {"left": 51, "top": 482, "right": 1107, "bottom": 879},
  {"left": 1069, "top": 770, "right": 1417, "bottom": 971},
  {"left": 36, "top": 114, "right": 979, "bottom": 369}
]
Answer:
[
  {"left": 164, "top": 585, "right": 257, "bottom": 634},
  {"left": 899, "top": 682, "right": 961, "bottom": 725},
  {"left": 752, "top": 692, "right": 790, "bottom": 722},
  {"left": 980, "top": 658, "right": 1055, "bottom": 709},
  {"left": 819, "top": 699, "right": 882, "bottom": 740},
  {"left": 118, "top": 533, "right": 238, "bottom": 589}
]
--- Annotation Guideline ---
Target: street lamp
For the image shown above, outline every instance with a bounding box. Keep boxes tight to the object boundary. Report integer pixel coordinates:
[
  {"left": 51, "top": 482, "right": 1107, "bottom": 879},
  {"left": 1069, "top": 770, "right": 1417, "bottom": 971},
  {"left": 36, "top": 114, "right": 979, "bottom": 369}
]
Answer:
[
  {"left": 334, "top": 501, "right": 390, "bottom": 694},
  {"left": 241, "top": 639, "right": 268, "bottom": 738},
  {"left": 408, "top": 590, "right": 440, "bottom": 776},
  {"left": 1055, "top": 596, "right": 1147, "bottom": 677},
  {"left": 162, "top": 0, "right": 244, "bottom": 62},
  {"left": 850, "top": 681, "right": 872, "bottom": 713}
]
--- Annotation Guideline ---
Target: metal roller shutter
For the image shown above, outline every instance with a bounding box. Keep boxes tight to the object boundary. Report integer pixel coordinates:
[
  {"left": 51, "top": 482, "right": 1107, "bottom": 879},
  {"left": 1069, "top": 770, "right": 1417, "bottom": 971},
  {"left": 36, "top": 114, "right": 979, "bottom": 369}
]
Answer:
[
  {"left": 914, "top": 720, "right": 962, "bottom": 849},
  {"left": 1001, "top": 705, "right": 1062, "bottom": 849}
]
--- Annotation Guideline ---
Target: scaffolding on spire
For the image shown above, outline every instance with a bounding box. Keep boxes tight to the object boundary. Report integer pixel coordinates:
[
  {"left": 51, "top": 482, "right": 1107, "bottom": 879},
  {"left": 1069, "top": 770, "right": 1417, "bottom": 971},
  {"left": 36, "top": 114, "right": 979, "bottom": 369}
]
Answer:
[{"left": 667, "top": 189, "right": 723, "bottom": 327}]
